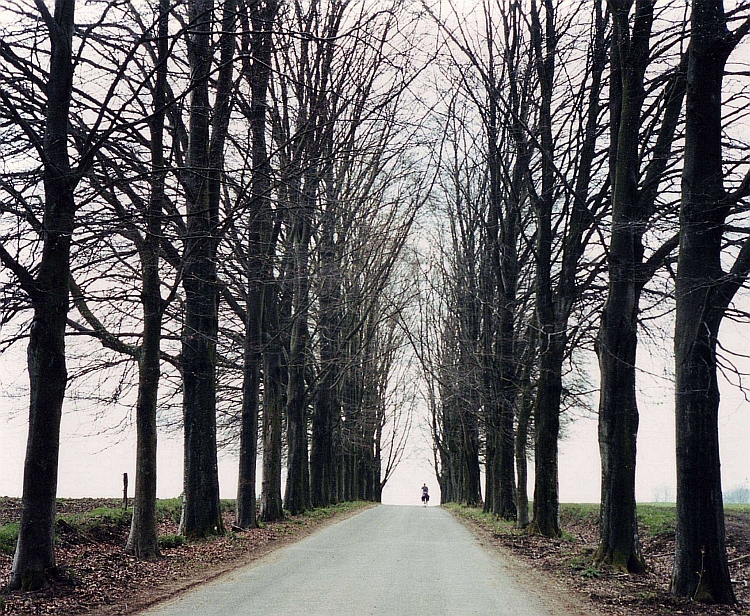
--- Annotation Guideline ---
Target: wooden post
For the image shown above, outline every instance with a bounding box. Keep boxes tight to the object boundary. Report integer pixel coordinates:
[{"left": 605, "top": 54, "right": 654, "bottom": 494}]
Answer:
[{"left": 123, "top": 472, "right": 129, "bottom": 510}]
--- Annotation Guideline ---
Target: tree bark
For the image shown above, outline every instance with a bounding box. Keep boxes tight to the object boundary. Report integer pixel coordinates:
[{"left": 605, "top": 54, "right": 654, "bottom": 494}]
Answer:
[
  {"left": 531, "top": 342, "right": 563, "bottom": 537},
  {"left": 595, "top": 0, "right": 652, "bottom": 574},
  {"left": 670, "top": 0, "right": 750, "bottom": 602},
  {"left": 7, "top": 0, "right": 76, "bottom": 591},
  {"left": 236, "top": 0, "right": 276, "bottom": 531},
  {"left": 127, "top": 286, "right": 161, "bottom": 558},
  {"left": 311, "top": 192, "right": 340, "bottom": 508},
  {"left": 529, "top": 0, "right": 561, "bottom": 539},
  {"left": 179, "top": 0, "right": 227, "bottom": 539},
  {"left": 260, "top": 287, "right": 285, "bottom": 522},
  {"left": 284, "top": 209, "right": 312, "bottom": 515},
  {"left": 236, "top": 283, "right": 261, "bottom": 528},
  {"left": 527, "top": 0, "right": 605, "bottom": 538},
  {"left": 515, "top": 326, "right": 537, "bottom": 529},
  {"left": 126, "top": 0, "right": 169, "bottom": 558}
]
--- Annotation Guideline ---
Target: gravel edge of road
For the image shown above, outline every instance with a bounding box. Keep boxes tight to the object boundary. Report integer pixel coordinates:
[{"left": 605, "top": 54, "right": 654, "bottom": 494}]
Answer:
[{"left": 447, "top": 507, "right": 606, "bottom": 616}]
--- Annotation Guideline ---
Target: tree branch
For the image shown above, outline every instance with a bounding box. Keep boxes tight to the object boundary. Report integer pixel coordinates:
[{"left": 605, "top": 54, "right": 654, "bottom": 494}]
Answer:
[
  {"left": 0, "top": 243, "right": 38, "bottom": 300},
  {"left": 68, "top": 275, "right": 140, "bottom": 358}
]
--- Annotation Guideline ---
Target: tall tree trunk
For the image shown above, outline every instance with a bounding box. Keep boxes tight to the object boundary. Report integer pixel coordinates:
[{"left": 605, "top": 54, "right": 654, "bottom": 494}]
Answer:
[
  {"left": 529, "top": 0, "right": 561, "bottom": 539},
  {"left": 670, "top": 0, "right": 750, "bottom": 602},
  {"left": 260, "top": 288, "right": 285, "bottom": 521},
  {"left": 484, "top": 40, "right": 522, "bottom": 517},
  {"left": 284, "top": 210, "right": 312, "bottom": 514},
  {"left": 236, "top": 0, "right": 277, "bottom": 530},
  {"left": 237, "top": 285, "right": 261, "bottom": 529},
  {"left": 461, "top": 408, "right": 483, "bottom": 506},
  {"left": 126, "top": 0, "right": 169, "bottom": 557},
  {"left": 595, "top": 0, "right": 651, "bottom": 574},
  {"left": 7, "top": 0, "right": 76, "bottom": 591},
  {"left": 495, "top": 317, "right": 518, "bottom": 519},
  {"left": 531, "top": 342, "right": 563, "bottom": 537},
  {"left": 179, "top": 0, "right": 228, "bottom": 538},
  {"left": 515, "top": 325, "right": 537, "bottom": 529},
  {"left": 528, "top": 0, "right": 604, "bottom": 538},
  {"left": 311, "top": 166, "right": 339, "bottom": 508}
]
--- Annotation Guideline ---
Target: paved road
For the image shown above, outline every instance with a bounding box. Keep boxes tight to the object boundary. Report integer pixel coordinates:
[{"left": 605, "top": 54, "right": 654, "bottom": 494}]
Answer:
[{"left": 139, "top": 505, "right": 588, "bottom": 616}]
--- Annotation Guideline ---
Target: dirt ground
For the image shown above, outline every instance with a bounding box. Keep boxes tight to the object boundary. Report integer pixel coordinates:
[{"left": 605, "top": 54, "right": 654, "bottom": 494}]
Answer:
[
  {"left": 0, "top": 498, "right": 370, "bottom": 615},
  {"left": 452, "top": 505, "right": 750, "bottom": 616}
]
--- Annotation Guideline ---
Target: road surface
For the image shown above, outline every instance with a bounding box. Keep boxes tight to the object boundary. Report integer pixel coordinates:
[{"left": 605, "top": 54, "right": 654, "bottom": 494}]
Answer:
[{"left": 139, "top": 505, "right": 592, "bottom": 616}]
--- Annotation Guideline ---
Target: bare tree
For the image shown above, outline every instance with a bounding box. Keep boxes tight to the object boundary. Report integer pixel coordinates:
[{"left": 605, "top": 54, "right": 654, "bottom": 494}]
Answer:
[
  {"left": 179, "top": 0, "right": 237, "bottom": 538},
  {"left": 234, "top": 0, "right": 279, "bottom": 531},
  {"left": 527, "top": 0, "right": 608, "bottom": 537},
  {"left": 0, "top": 0, "right": 162, "bottom": 586},
  {"left": 125, "top": 0, "right": 171, "bottom": 558},
  {"left": 0, "top": 0, "right": 77, "bottom": 589},
  {"left": 595, "top": 0, "right": 686, "bottom": 573},
  {"left": 671, "top": 0, "right": 750, "bottom": 603}
]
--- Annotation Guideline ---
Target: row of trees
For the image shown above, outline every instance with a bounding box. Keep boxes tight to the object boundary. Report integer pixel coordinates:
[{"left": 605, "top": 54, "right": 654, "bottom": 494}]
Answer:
[
  {"left": 419, "top": 0, "right": 750, "bottom": 605},
  {"left": 2, "top": 0, "right": 749, "bottom": 605},
  {"left": 0, "top": 0, "right": 421, "bottom": 590}
]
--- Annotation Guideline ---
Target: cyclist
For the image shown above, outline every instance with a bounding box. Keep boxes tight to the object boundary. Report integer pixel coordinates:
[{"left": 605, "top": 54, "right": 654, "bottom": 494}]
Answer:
[{"left": 421, "top": 483, "right": 430, "bottom": 505}]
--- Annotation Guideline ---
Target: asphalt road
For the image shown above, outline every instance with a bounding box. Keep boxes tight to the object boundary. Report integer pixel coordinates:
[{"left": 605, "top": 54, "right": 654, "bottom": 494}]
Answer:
[{"left": 139, "top": 505, "right": 590, "bottom": 616}]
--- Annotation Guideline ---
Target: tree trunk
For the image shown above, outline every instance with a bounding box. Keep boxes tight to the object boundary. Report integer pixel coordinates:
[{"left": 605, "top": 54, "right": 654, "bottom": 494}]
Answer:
[
  {"left": 127, "top": 293, "right": 161, "bottom": 557},
  {"left": 236, "top": 0, "right": 276, "bottom": 530},
  {"left": 596, "top": 312, "right": 643, "bottom": 571},
  {"left": 284, "top": 213, "right": 312, "bottom": 514},
  {"left": 461, "top": 408, "right": 483, "bottom": 506},
  {"left": 529, "top": 0, "right": 561, "bottom": 539},
  {"left": 484, "top": 66, "right": 521, "bottom": 518},
  {"left": 260, "top": 294, "right": 285, "bottom": 522},
  {"left": 125, "top": 0, "right": 169, "bottom": 559},
  {"left": 595, "top": 0, "right": 652, "bottom": 574},
  {"left": 530, "top": 341, "right": 563, "bottom": 538},
  {"left": 514, "top": 370, "right": 532, "bottom": 529},
  {"left": 236, "top": 284, "right": 261, "bottom": 529},
  {"left": 7, "top": 0, "right": 76, "bottom": 591},
  {"left": 311, "top": 179, "right": 339, "bottom": 508},
  {"left": 670, "top": 0, "right": 747, "bottom": 602},
  {"left": 179, "top": 0, "right": 226, "bottom": 539}
]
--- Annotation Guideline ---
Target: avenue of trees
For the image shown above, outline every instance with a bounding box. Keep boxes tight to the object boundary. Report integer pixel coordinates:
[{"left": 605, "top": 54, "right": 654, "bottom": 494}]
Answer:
[
  {"left": 1, "top": 0, "right": 749, "bottom": 606},
  {"left": 417, "top": 0, "right": 750, "bottom": 606},
  {"left": 0, "top": 0, "right": 422, "bottom": 590}
]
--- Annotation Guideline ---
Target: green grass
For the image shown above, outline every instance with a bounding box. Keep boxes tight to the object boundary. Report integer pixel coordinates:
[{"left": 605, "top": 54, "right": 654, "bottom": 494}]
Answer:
[
  {"left": 446, "top": 501, "right": 681, "bottom": 542},
  {"left": 0, "top": 523, "right": 19, "bottom": 555},
  {"left": 560, "top": 503, "right": 599, "bottom": 524},
  {"left": 58, "top": 506, "right": 132, "bottom": 530},
  {"left": 636, "top": 504, "right": 677, "bottom": 537},
  {"left": 300, "top": 501, "right": 369, "bottom": 521},
  {"left": 559, "top": 503, "right": 679, "bottom": 537},
  {"left": 156, "top": 498, "right": 183, "bottom": 524},
  {"left": 443, "top": 503, "right": 519, "bottom": 535}
]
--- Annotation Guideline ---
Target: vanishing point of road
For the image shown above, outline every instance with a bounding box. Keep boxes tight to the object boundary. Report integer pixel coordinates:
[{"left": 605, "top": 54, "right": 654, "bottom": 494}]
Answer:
[{"left": 139, "top": 505, "right": 594, "bottom": 616}]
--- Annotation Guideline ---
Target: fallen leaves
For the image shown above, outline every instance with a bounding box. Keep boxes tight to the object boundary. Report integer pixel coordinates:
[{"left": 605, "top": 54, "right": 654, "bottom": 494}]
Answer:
[{"left": 451, "top": 506, "right": 750, "bottom": 616}]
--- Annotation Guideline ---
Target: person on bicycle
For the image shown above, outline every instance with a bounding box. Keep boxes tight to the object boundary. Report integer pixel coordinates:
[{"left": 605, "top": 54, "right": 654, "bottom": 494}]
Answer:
[{"left": 421, "top": 483, "right": 430, "bottom": 505}]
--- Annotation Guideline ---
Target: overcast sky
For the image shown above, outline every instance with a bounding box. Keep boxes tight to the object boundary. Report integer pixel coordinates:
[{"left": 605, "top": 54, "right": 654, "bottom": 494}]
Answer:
[{"left": 1, "top": 331, "right": 748, "bottom": 506}]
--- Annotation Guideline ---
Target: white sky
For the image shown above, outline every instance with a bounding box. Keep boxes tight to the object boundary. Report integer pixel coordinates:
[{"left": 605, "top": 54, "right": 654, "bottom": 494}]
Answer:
[{"left": 1, "top": 330, "right": 748, "bottom": 506}]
